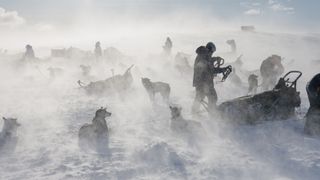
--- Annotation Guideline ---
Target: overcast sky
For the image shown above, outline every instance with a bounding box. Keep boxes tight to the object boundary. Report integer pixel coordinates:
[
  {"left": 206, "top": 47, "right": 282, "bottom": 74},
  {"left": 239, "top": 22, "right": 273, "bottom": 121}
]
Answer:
[{"left": 0, "top": 0, "right": 319, "bottom": 33}]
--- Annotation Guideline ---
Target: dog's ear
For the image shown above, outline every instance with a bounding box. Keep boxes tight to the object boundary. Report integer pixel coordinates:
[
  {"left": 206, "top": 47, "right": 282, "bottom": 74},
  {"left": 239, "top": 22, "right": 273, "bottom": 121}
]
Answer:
[{"left": 2, "top": 117, "right": 7, "bottom": 121}]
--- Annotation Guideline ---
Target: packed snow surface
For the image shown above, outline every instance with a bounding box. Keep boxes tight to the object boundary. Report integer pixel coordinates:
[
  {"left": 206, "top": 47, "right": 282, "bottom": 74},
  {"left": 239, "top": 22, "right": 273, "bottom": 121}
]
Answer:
[{"left": 0, "top": 31, "right": 320, "bottom": 180}]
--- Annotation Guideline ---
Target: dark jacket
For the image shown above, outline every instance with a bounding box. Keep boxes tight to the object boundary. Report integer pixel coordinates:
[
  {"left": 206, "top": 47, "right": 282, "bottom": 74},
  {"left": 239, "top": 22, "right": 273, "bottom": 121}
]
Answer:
[
  {"left": 24, "top": 48, "right": 35, "bottom": 59},
  {"left": 95, "top": 46, "right": 102, "bottom": 57},
  {"left": 307, "top": 73, "right": 320, "bottom": 108},
  {"left": 193, "top": 46, "right": 213, "bottom": 88}
]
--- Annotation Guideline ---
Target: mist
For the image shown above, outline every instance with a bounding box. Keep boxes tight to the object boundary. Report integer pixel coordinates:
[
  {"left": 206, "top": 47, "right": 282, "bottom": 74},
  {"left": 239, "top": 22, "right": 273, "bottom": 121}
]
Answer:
[{"left": 1, "top": 1, "right": 320, "bottom": 180}]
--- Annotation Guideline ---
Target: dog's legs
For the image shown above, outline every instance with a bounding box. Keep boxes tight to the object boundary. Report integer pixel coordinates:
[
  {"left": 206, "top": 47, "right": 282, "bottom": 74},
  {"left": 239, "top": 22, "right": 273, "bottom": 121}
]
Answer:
[
  {"left": 164, "top": 86, "right": 171, "bottom": 104},
  {"left": 161, "top": 91, "right": 170, "bottom": 104},
  {"left": 148, "top": 92, "right": 155, "bottom": 103}
]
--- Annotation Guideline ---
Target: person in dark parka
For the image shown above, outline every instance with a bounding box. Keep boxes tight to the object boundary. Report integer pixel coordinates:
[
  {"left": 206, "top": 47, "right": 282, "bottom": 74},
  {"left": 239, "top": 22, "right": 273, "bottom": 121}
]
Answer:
[
  {"left": 163, "top": 37, "right": 173, "bottom": 56},
  {"left": 304, "top": 73, "right": 320, "bottom": 135},
  {"left": 94, "top": 41, "right": 102, "bottom": 59},
  {"left": 23, "top": 44, "right": 35, "bottom": 60},
  {"left": 192, "top": 42, "right": 231, "bottom": 114}
]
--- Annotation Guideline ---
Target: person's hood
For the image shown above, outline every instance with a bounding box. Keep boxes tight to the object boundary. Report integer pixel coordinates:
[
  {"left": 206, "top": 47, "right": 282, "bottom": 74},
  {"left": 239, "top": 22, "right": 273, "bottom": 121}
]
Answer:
[{"left": 196, "top": 46, "right": 209, "bottom": 55}]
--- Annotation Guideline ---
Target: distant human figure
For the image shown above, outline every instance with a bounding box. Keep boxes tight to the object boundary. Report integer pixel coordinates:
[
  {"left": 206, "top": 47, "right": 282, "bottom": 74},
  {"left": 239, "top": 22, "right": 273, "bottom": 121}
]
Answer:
[
  {"left": 260, "top": 55, "right": 284, "bottom": 91},
  {"left": 23, "top": 44, "right": 35, "bottom": 60},
  {"left": 163, "top": 37, "right": 173, "bottom": 55},
  {"left": 94, "top": 41, "right": 102, "bottom": 59},
  {"left": 226, "top": 39, "right": 236, "bottom": 53},
  {"left": 304, "top": 73, "right": 320, "bottom": 135}
]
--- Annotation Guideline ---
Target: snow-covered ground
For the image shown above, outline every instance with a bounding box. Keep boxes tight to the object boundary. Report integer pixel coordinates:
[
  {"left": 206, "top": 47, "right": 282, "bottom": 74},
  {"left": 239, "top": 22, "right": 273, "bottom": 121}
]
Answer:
[{"left": 0, "top": 30, "right": 320, "bottom": 180}]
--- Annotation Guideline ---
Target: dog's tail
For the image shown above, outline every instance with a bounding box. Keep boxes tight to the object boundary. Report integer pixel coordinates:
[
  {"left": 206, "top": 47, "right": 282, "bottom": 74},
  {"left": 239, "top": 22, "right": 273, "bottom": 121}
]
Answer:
[{"left": 125, "top": 64, "right": 134, "bottom": 74}]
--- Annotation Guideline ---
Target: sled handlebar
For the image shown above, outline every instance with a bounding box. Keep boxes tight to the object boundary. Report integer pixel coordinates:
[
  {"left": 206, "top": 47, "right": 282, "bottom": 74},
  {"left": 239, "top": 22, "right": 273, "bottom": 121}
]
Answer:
[
  {"left": 221, "top": 65, "right": 232, "bottom": 82},
  {"left": 283, "top": 70, "right": 302, "bottom": 89}
]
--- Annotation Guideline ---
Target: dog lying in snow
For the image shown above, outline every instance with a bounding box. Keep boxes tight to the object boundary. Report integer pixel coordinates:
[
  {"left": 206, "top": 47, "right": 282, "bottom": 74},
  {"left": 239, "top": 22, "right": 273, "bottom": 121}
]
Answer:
[
  {"left": 78, "top": 65, "right": 134, "bottom": 95},
  {"left": 169, "top": 106, "right": 204, "bottom": 136},
  {"left": 78, "top": 107, "right": 111, "bottom": 151},
  {"left": 141, "top": 78, "right": 170, "bottom": 103},
  {"left": 47, "top": 67, "right": 64, "bottom": 79},
  {"left": 0, "top": 117, "right": 20, "bottom": 153},
  {"left": 79, "top": 65, "right": 91, "bottom": 76}
]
